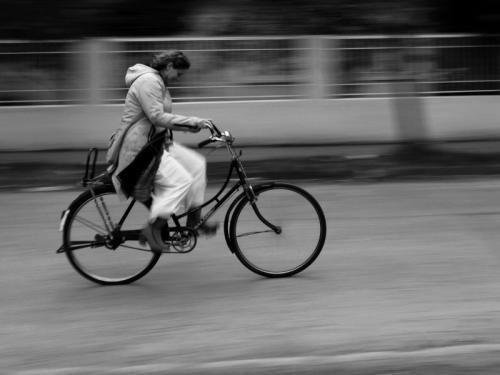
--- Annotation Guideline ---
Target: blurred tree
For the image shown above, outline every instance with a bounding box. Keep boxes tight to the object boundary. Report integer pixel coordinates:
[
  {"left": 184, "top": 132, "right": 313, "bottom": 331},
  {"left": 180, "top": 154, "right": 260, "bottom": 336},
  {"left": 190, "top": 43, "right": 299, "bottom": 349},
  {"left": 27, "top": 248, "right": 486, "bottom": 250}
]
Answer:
[
  {"left": 0, "top": 0, "right": 194, "bottom": 38},
  {"left": 187, "top": 0, "right": 434, "bottom": 36},
  {"left": 433, "top": 0, "right": 500, "bottom": 33},
  {"left": 0, "top": 0, "right": 498, "bottom": 38}
]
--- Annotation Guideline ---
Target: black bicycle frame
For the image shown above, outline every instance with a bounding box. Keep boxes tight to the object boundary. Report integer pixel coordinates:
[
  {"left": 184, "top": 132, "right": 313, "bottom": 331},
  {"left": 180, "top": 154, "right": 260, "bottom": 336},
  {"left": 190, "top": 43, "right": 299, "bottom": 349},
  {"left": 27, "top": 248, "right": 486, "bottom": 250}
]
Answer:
[
  {"left": 175, "top": 157, "right": 254, "bottom": 226},
  {"left": 60, "top": 145, "right": 279, "bottom": 254},
  {"left": 114, "top": 156, "right": 251, "bottom": 233}
]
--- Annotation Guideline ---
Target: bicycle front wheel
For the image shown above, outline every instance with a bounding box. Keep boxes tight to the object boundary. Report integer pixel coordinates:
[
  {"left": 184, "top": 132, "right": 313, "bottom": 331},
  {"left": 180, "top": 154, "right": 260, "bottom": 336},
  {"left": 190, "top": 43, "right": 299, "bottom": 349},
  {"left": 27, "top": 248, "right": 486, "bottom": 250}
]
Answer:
[
  {"left": 63, "top": 184, "right": 160, "bottom": 285},
  {"left": 229, "top": 183, "right": 326, "bottom": 277}
]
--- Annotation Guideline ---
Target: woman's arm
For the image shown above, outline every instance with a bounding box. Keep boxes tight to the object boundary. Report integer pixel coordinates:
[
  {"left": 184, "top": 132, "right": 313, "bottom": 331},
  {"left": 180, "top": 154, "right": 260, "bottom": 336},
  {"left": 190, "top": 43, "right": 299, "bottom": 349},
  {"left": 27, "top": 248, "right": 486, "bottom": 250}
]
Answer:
[{"left": 136, "top": 76, "right": 203, "bottom": 131}]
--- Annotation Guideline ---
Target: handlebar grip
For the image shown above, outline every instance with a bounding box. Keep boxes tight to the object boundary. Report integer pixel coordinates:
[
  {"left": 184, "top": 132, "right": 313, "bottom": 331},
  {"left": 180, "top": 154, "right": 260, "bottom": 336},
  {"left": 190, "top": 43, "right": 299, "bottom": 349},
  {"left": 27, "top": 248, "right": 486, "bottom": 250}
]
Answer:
[{"left": 198, "top": 139, "right": 213, "bottom": 148}]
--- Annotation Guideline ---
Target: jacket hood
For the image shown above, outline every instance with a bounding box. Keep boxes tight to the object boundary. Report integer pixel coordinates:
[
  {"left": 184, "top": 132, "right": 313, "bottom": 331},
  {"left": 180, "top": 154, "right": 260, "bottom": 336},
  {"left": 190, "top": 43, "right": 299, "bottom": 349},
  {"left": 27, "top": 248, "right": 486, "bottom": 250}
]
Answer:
[{"left": 125, "top": 64, "right": 159, "bottom": 87}]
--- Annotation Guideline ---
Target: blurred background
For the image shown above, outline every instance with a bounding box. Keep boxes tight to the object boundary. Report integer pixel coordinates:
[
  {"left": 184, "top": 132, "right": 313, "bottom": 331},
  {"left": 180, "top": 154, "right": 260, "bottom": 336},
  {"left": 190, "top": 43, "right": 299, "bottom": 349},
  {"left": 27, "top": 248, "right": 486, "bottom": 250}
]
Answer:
[
  {"left": 0, "top": 0, "right": 498, "bottom": 184},
  {"left": 0, "top": 0, "right": 499, "bottom": 105},
  {"left": 4, "top": 2, "right": 500, "bottom": 374},
  {"left": 0, "top": 0, "right": 499, "bottom": 155}
]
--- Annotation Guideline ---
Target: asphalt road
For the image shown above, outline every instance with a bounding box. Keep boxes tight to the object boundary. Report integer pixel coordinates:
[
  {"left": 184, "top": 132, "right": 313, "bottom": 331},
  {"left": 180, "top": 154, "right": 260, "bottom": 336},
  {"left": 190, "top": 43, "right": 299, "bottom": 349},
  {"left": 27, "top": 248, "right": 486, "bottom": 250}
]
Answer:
[{"left": 2, "top": 179, "right": 500, "bottom": 374}]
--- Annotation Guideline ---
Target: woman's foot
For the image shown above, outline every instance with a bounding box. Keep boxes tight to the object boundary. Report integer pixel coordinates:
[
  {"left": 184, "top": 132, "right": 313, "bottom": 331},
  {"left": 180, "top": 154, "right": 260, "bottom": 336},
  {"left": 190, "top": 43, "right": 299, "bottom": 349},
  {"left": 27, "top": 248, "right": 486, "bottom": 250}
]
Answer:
[
  {"left": 140, "top": 218, "right": 169, "bottom": 254},
  {"left": 186, "top": 209, "right": 219, "bottom": 237},
  {"left": 197, "top": 221, "right": 219, "bottom": 237}
]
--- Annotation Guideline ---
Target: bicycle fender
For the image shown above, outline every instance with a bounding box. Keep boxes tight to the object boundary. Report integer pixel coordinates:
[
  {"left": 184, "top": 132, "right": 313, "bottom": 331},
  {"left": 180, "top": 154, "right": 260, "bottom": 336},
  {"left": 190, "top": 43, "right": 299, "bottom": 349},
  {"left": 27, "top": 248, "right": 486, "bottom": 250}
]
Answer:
[
  {"left": 224, "top": 192, "right": 246, "bottom": 253},
  {"left": 56, "top": 187, "right": 105, "bottom": 254},
  {"left": 56, "top": 209, "right": 71, "bottom": 253},
  {"left": 251, "top": 182, "right": 276, "bottom": 191}
]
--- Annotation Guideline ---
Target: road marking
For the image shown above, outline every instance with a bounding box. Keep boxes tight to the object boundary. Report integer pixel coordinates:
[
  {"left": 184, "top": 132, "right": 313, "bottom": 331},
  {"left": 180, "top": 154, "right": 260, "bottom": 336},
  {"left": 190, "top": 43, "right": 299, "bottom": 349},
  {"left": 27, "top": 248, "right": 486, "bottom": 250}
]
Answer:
[
  {"left": 198, "top": 344, "right": 500, "bottom": 368},
  {"left": 13, "top": 343, "right": 500, "bottom": 374}
]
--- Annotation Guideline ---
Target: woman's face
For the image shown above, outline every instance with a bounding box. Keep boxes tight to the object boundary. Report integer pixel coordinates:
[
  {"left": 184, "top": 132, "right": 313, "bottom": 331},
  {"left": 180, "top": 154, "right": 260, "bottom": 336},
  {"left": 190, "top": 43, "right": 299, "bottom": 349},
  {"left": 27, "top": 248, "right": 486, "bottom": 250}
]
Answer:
[{"left": 162, "top": 63, "right": 187, "bottom": 84}]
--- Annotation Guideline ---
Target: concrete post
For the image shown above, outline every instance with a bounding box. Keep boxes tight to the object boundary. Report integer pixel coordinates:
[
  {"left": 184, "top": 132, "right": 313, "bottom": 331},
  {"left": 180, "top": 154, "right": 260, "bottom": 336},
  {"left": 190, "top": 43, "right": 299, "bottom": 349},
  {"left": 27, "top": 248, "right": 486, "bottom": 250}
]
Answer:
[
  {"left": 310, "top": 37, "right": 328, "bottom": 99},
  {"left": 389, "top": 46, "right": 430, "bottom": 150},
  {"left": 77, "top": 39, "right": 106, "bottom": 104},
  {"left": 296, "top": 37, "right": 329, "bottom": 99}
]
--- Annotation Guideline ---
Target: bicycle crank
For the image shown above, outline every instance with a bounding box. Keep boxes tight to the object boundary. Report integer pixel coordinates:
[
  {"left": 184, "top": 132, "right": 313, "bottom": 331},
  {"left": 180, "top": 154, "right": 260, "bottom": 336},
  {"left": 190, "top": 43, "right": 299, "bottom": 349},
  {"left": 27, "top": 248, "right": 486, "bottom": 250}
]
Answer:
[{"left": 169, "top": 227, "right": 197, "bottom": 253}]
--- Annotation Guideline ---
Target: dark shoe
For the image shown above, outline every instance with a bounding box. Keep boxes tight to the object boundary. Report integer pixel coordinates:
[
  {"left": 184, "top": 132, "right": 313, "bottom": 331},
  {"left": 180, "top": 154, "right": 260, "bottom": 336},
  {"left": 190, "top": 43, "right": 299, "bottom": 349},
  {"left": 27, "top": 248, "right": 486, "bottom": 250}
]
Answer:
[
  {"left": 140, "top": 218, "right": 169, "bottom": 254},
  {"left": 186, "top": 208, "right": 218, "bottom": 237},
  {"left": 186, "top": 208, "right": 202, "bottom": 229},
  {"left": 197, "top": 221, "right": 219, "bottom": 237}
]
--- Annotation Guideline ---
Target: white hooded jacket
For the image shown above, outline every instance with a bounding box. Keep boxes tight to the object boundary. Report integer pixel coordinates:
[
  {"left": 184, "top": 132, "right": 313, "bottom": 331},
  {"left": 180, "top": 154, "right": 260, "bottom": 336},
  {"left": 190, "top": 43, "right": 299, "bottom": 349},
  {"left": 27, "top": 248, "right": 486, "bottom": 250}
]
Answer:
[
  {"left": 108, "top": 64, "right": 201, "bottom": 198},
  {"left": 120, "top": 64, "right": 201, "bottom": 130}
]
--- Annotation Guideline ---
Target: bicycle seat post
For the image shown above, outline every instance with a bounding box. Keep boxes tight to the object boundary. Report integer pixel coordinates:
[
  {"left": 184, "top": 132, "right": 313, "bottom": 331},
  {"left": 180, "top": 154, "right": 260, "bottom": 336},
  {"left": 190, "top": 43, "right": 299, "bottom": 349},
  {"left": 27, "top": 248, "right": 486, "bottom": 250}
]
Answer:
[{"left": 82, "top": 148, "right": 99, "bottom": 187}]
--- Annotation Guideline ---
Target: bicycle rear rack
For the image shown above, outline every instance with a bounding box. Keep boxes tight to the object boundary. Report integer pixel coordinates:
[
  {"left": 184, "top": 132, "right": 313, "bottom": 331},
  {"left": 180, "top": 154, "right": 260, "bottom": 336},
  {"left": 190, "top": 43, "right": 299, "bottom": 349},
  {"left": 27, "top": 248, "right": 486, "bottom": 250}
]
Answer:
[{"left": 82, "top": 148, "right": 98, "bottom": 187}]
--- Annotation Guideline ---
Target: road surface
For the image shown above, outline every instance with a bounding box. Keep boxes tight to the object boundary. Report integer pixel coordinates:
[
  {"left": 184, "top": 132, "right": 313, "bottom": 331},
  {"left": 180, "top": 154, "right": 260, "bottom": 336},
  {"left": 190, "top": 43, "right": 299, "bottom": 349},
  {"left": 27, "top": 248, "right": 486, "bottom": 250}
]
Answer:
[{"left": 2, "top": 179, "right": 500, "bottom": 374}]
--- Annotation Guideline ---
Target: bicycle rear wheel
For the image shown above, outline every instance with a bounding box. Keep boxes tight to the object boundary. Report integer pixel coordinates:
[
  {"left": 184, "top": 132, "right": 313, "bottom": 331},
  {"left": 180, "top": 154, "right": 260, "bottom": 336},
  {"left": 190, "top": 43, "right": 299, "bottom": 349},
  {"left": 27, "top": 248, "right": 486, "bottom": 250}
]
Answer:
[
  {"left": 229, "top": 183, "right": 326, "bottom": 277},
  {"left": 63, "top": 184, "right": 160, "bottom": 285}
]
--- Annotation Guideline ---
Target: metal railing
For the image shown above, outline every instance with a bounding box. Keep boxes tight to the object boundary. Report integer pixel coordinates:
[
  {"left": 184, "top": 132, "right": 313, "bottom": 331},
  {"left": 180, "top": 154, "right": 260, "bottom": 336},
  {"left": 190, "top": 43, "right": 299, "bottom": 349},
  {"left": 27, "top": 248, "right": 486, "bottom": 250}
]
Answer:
[{"left": 0, "top": 35, "right": 498, "bottom": 105}]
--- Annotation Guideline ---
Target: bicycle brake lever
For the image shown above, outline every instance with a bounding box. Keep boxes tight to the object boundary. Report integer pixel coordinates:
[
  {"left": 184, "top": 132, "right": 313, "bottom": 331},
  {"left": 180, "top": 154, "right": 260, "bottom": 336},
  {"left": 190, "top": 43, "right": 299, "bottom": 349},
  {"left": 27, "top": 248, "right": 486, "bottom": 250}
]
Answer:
[{"left": 209, "top": 121, "right": 222, "bottom": 136}]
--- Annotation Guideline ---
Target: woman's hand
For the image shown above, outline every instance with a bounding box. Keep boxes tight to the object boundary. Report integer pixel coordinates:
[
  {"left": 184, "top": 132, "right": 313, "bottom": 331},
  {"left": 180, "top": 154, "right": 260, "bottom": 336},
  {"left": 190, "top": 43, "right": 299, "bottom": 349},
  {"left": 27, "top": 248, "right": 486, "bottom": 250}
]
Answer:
[
  {"left": 197, "top": 118, "right": 213, "bottom": 130},
  {"left": 177, "top": 117, "right": 213, "bottom": 133}
]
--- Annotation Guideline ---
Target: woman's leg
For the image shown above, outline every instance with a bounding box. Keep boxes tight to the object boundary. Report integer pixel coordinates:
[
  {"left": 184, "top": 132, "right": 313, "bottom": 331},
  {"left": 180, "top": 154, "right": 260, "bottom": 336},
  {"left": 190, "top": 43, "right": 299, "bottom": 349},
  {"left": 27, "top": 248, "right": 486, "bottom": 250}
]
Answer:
[
  {"left": 168, "top": 142, "right": 207, "bottom": 209},
  {"left": 169, "top": 142, "right": 217, "bottom": 234},
  {"left": 143, "top": 149, "right": 195, "bottom": 253},
  {"left": 149, "top": 148, "right": 193, "bottom": 222}
]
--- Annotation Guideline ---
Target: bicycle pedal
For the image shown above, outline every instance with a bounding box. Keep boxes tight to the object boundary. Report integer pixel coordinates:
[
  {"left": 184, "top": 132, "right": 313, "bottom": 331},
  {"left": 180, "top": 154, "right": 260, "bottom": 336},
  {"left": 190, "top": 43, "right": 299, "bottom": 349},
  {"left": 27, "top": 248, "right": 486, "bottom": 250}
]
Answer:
[{"left": 197, "top": 222, "right": 219, "bottom": 237}]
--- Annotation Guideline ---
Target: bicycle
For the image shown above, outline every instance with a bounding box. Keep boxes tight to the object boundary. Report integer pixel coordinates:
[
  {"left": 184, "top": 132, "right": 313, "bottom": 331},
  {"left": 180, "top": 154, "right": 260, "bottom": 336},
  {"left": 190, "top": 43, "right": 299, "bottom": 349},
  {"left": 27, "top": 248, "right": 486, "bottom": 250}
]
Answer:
[{"left": 57, "top": 123, "right": 327, "bottom": 285}]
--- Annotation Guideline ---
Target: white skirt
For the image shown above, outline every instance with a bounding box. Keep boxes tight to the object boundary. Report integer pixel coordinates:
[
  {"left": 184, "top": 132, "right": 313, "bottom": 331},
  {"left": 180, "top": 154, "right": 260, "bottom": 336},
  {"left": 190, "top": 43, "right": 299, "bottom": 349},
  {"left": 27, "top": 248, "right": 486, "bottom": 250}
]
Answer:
[{"left": 149, "top": 142, "right": 207, "bottom": 221}]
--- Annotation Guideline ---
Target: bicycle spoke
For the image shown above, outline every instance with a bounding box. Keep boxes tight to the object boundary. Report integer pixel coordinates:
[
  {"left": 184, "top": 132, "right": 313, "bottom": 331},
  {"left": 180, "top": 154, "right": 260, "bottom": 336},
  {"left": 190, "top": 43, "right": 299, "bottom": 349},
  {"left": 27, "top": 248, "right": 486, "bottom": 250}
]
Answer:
[
  {"left": 120, "top": 244, "right": 152, "bottom": 252},
  {"left": 74, "top": 215, "right": 107, "bottom": 234},
  {"left": 237, "top": 229, "right": 276, "bottom": 238},
  {"left": 64, "top": 186, "right": 160, "bottom": 285}
]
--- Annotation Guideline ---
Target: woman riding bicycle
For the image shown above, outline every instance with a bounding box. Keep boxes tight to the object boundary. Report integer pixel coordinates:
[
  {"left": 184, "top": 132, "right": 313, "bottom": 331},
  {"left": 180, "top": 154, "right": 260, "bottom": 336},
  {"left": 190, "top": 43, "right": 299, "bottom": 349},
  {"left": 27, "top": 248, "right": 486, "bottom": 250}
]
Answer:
[{"left": 108, "top": 50, "right": 218, "bottom": 253}]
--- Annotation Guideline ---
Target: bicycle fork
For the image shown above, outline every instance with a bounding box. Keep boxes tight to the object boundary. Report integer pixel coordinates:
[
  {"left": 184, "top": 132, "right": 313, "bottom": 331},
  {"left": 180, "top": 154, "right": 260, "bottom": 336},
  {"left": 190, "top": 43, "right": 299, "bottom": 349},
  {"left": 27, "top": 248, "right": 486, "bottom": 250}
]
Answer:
[{"left": 233, "top": 157, "right": 281, "bottom": 234}]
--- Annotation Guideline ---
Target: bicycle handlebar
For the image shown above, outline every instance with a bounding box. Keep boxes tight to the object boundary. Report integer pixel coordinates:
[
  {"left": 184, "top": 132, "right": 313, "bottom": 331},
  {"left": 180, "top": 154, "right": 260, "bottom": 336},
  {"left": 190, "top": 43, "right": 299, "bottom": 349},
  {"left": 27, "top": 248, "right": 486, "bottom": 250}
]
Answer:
[
  {"left": 207, "top": 121, "right": 222, "bottom": 137},
  {"left": 174, "top": 122, "right": 221, "bottom": 136},
  {"left": 198, "top": 138, "right": 213, "bottom": 148},
  {"left": 198, "top": 121, "right": 229, "bottom": 148}
]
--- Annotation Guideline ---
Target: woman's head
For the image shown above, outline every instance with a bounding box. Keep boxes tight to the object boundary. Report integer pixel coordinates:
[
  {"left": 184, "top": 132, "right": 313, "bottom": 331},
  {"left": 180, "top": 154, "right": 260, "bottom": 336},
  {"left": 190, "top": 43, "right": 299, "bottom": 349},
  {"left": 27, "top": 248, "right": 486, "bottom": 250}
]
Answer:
[{"left": 151, "top": 50, "right": 191, "bottom": 84}]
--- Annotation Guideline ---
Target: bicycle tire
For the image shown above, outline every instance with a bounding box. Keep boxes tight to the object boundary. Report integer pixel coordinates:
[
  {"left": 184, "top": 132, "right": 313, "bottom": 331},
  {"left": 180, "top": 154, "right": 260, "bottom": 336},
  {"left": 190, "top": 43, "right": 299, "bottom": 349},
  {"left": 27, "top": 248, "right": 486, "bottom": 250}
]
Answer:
[
  {"left": 229, "top": 183, "right": 326, "bottom": 278},
  {"left": 223, "top": 190, "right": 247, "bottom": 252},
  {"left": 63, "top": 184, "right": 161, "bottom": 285}
]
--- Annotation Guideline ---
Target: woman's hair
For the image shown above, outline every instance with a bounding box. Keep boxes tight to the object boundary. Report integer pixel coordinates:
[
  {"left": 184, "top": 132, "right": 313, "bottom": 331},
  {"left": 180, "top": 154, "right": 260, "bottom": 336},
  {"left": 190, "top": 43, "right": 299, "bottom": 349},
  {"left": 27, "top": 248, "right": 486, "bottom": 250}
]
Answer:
[{"left": 150, "top": 50, "right": 191, "bottom": 71}]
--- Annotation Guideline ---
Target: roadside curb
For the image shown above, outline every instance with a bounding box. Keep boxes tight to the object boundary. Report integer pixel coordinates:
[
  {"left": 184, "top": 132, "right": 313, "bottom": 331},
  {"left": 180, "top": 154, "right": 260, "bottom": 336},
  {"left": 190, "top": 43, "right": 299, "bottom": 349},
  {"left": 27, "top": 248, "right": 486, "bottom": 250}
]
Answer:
[
  {"left": 5, "top": 155, "right": 500, "bottom": 192},
  {"left": 13, "top": 344, "right": 500, "bottom": 375},
  {"left": 4, "top": 145, "right": 500, "bottom": 191}
]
